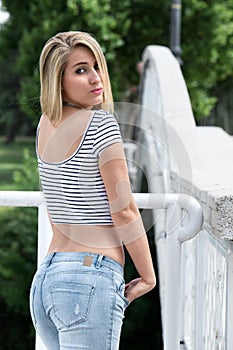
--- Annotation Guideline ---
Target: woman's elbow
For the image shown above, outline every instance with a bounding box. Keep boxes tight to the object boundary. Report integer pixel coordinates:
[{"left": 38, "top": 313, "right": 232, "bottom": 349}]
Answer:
[{"left": 111, "top": 204, "right": 139, "bottom": 226}]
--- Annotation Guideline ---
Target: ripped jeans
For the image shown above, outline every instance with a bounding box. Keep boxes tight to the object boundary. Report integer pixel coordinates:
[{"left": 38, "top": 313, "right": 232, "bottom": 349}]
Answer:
[{"left": 29, "top": 252, "right": 130, "bottom": 350}]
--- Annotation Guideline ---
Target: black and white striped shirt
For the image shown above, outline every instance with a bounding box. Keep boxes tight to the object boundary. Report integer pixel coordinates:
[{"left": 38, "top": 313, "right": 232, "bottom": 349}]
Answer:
[{"left": 37, "top": 110, "right": 122, "bottom": 225}]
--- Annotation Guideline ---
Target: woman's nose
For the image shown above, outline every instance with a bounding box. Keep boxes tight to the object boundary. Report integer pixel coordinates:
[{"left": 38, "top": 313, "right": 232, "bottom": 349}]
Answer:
[{"left": 90, "top": 69, "right": 101, "bottom": 84}]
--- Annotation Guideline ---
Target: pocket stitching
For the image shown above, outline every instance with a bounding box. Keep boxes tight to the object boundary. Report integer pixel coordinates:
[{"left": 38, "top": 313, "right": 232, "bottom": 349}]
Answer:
[
  {"left": 116, "top": 280, "right": 130, "bottom": 308},
  {"left": 116, "top": 289, "right": 130, "bottom": 307},
  {"left": 51, "top": 283, "right": 95, "bottom": 327}
]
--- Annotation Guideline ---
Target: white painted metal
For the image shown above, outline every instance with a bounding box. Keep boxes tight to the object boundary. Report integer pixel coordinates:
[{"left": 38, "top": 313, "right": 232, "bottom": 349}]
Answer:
[
  {"left": 0, "top": 190, "right": 203, "bottom": 350},
  {"left": 37, "top": 202, "right": 53, "bottom": 265}
]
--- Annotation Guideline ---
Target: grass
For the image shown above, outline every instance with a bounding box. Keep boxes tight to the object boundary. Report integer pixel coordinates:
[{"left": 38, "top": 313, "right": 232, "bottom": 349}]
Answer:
[{"left": 0, "top": 136, "right": 35, "bottom": 190}]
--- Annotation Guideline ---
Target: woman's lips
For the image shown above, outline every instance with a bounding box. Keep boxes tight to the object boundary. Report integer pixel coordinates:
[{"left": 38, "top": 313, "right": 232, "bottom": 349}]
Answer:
[{"left": 90, "top": 87, "right": 103, "bottom": 94}]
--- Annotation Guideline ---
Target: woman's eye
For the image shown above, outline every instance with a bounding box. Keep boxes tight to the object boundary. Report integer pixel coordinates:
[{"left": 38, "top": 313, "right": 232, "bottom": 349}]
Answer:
[
  {"left": 94, "top": 63, "right": 99, "bottom": 71},
  {"left": 76, "top": 68, "right": 86, "bottom": 74}
]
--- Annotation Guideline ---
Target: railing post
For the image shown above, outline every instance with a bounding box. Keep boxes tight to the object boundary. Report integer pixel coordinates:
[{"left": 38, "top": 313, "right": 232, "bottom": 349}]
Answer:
[
  {"left": 37, "top": 201, "right": 53, "bottom": 266},
  {"left": 36, "top": 202, "right": 53, "bottom": 350},
  {"left": 164, "top": 203, "right": 182, "bottom": 350}
]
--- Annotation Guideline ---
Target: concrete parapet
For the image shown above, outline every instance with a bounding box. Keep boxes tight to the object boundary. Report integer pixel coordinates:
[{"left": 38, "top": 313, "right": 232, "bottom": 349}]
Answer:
[
  {"left": 141, "top": 45, "right": 233, "bottom": 241},
  {"left": 171, "top": 126, "right": 233, "bottom": 239}
]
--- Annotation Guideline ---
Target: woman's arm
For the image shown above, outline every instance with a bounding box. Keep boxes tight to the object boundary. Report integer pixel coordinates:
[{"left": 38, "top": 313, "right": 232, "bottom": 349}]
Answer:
[{"left": 99, "top": 143, "right": 156, "bottom": 302}]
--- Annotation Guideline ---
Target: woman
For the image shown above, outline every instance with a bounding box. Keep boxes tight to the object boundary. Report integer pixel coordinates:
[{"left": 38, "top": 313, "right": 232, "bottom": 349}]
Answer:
[{"left": 30, "top": 31, "right": 156, "bottom": 350}]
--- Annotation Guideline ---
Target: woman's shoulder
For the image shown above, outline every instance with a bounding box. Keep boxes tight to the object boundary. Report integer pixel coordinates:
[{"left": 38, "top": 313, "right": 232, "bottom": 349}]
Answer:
[
  {"left": 93, "top": 109, "right": 118, "bottom": 124},
  {"left": 93, "top": 109, "right": 110, "bottom": 117}
]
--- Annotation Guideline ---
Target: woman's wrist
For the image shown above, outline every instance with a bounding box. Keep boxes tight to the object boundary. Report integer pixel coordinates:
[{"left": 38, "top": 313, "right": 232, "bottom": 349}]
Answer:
[
  {"left": 124, "top": 277, "right": 156, "bottom": 302},
  {"left": 141, "top": 276, "right": 156, "bottom": 288}
]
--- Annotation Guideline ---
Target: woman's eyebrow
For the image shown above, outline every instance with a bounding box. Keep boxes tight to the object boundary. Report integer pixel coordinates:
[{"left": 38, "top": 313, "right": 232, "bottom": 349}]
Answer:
[
  {"left": 72, "top": 60, "right": 97, "bottom": 68},
  {"left": 72, "top": 61, "right": 88, "bottom": 68}
]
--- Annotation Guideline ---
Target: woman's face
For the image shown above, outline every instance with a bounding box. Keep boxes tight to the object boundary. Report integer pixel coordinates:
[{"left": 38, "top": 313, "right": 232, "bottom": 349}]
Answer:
[{"left": 62, "top": 45, "right": 103, "bottom": 109}]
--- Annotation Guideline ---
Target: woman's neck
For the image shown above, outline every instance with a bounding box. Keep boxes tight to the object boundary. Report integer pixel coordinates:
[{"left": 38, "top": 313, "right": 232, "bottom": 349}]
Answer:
[{"left": 63, "top": 101, "right": 85, "bottom": 110}]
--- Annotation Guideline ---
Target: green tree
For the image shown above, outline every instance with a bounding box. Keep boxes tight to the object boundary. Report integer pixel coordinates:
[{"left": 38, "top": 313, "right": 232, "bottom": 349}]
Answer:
[
  {"left": 0, "top": 0, "right": 132, "bottom": 138},
  {"left": 0, "top": 17, "right": 25, "bottom": 141},
  {"left": 1, "top": 0, "right": 233, "bottom": 130},
  {"left": 182, "top": 0, "right": 233, "bottom": 119}
]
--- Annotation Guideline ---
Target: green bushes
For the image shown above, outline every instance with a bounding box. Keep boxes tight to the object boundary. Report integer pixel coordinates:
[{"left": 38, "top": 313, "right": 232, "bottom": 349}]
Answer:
[{"left": 0, "top": 148, "right": 38, "bottom": 349}]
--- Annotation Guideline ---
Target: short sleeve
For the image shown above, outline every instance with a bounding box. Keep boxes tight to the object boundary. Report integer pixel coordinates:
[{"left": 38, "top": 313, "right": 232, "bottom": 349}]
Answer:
[{"left": 93, "top": 113, "right": 122, "bottom": 157}]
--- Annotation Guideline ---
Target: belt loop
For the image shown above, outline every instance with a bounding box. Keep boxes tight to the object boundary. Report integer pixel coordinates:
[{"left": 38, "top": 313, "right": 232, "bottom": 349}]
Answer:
[{"left": 96, "top": 254, "right": 104, "bottom": 269}]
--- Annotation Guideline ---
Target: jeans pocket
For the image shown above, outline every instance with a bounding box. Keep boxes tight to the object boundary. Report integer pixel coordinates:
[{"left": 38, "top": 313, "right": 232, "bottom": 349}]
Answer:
[
  {"left": 116, "top": 279, "right": 130, "bottom": 310},
  {"left": 51, "top": 282, "right": 95, "bottom": 328}
]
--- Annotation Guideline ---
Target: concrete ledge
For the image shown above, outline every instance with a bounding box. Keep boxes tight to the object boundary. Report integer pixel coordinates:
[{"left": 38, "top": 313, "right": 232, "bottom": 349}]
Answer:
[
  {"left": 172, "top": 172, "right": 233, "bottom": 239},
  {"left": 171, "top": 126, "right": 233, "bottom": 239}
]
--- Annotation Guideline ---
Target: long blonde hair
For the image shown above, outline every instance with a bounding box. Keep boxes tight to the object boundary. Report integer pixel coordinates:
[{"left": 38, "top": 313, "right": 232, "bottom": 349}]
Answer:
[{"left": 39, "top": 31, "right": 113, "bottom": 125}]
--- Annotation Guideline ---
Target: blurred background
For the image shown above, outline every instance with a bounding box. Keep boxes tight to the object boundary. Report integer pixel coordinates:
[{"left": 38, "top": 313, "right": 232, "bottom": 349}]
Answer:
[{"left": 0, "top": 0, "right": 233, "bottom": 349}]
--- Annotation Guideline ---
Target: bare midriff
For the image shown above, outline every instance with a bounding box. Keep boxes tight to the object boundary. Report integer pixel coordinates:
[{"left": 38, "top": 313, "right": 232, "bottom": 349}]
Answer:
[{"left": 47, "top": 223, "right": 125, "bottom": 266}]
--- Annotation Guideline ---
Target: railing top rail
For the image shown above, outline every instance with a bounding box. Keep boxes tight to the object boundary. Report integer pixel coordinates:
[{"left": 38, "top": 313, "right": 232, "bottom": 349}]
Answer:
[
  {"left": 0, "top": 191, "right": 203, "bottom": 243},
  {"left": 134, "top": 192, "right": 203, "bottom": 242},
  {"left": 0, "top": 191, "right": 44, "bottom": 207}
]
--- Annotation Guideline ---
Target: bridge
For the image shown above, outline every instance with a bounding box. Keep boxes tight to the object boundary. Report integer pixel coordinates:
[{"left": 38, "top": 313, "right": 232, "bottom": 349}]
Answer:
[
  {"left": 120, "top": 45, "right": 233, "bottom": 349},
  {"left": 1, "top": 44, "right": 233, "bottom": 349}
]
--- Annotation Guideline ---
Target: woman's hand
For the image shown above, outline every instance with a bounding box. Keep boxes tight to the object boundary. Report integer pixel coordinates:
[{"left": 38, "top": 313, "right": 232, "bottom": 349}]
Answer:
[{"left": 124, "top": 277, "right": 156, "bottom": 303}]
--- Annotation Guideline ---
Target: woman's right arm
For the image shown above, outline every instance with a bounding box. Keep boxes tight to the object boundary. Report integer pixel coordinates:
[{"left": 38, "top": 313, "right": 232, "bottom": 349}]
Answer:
[{"left": 99, "top": 143, "right": 156, "bottom": 302}]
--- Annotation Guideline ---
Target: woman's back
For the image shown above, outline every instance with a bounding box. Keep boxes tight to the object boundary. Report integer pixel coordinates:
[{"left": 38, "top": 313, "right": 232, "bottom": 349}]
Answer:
[{"left": 37, "top": 109, "right": 125, "bottom": 263}]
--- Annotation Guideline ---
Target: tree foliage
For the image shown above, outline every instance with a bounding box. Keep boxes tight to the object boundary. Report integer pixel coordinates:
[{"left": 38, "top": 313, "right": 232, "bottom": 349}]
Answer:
[
  {"left": 1, "top": 0, "right": 233, "bottom": 138},
  {"left": 182, "top": 0, "right": 233, "bottom": 118},
  {"left": 0, "top": 0, "right": 164, "bottom": 137}
]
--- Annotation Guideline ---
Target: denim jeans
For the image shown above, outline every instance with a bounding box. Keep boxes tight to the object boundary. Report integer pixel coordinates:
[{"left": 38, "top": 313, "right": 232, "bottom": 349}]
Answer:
[{"left": 29, "top": 252, "right": 130, "bottom": 350}]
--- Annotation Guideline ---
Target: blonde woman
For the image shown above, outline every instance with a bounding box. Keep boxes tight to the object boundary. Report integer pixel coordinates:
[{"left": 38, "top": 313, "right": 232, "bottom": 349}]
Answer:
[{"left": 30, "top": 31, "right": 156, "bottom": 349}]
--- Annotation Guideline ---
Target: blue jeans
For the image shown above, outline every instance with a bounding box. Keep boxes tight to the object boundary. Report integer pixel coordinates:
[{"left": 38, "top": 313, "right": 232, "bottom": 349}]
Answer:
[{"left": 29, "top": 252, "right": 130, "bottom": 349}]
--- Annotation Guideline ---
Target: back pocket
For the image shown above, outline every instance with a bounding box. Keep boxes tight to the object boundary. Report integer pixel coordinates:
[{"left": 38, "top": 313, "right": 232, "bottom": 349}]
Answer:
[{"left": 51, "top": 282, "right": 95, "bottom": 328}]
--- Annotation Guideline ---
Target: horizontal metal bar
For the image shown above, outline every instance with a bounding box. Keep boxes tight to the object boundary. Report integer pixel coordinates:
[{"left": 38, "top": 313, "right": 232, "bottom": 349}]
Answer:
[
  {"left": 0, "top": 191, "right": 200, "bottom": 209},
  {"left": 0, "top": 191, "right": 203, "bottom": 244},
  {"left": 134, "top": 192, "right": 203, "bottom": 242},
  {"left": 0, "top": 191, "right": 44, "bottom": 207},
  {"left": 0, "top": 190, "right": 203, "bottom": 246}
]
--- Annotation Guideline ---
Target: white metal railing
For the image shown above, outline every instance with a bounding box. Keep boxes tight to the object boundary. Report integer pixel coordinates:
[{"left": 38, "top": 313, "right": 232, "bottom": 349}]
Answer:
[{"left": 0, "top": 191, "right": 203, "bottom": 350}]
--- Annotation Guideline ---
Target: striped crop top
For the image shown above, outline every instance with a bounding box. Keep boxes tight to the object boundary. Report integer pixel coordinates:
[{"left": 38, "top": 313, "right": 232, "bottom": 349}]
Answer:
[{"left": 37, "top": 110, "right": 122, "bottom": 225}]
